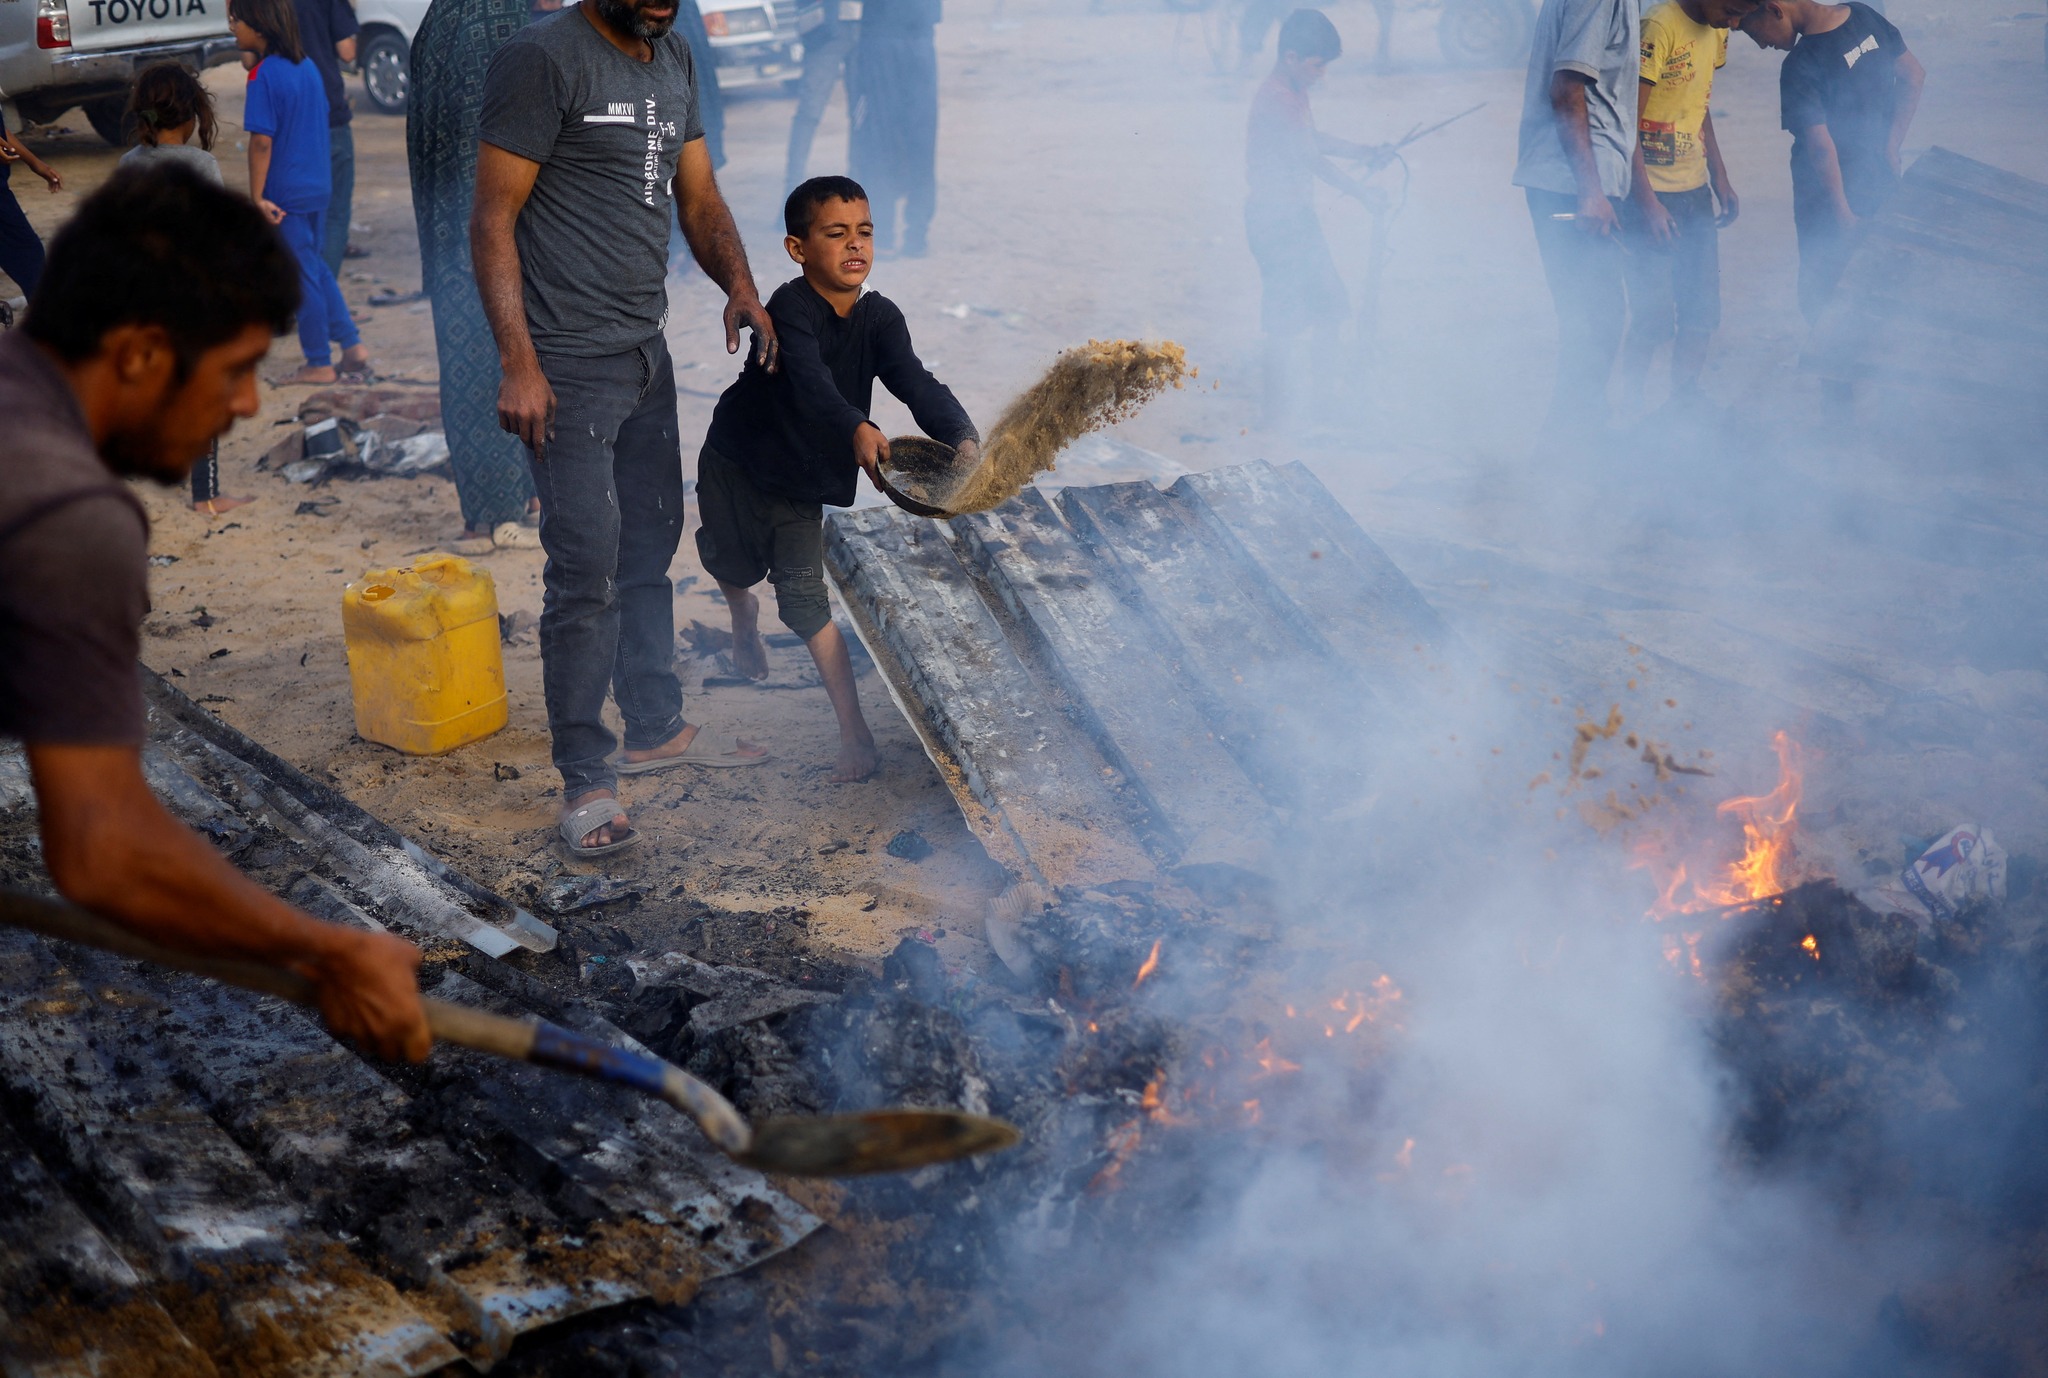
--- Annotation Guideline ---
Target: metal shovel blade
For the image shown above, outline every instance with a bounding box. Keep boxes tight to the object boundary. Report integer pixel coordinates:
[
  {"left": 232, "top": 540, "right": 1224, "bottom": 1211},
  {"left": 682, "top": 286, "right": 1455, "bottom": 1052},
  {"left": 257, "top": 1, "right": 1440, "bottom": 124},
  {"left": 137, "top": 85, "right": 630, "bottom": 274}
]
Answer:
[{"left": 737, "top": 1110, "right": 1022, "bottom": 1177}]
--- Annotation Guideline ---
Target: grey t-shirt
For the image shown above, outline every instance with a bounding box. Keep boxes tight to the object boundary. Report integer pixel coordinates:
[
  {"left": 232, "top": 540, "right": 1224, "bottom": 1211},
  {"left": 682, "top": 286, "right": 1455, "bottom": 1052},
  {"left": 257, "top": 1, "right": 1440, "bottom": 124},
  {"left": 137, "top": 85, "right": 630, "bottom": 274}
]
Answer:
[
  {"left": 117, "top": 142, "right": 226, "bottom": 185},
  {"left": 1512, "top": 0, "right": 1639, "bottom": 200},
  {"left": 478, "top": 8, "right": 705, "bottom": 358},
  {"left": 0, "top": 333, "right": 151, "bottom": 746}
]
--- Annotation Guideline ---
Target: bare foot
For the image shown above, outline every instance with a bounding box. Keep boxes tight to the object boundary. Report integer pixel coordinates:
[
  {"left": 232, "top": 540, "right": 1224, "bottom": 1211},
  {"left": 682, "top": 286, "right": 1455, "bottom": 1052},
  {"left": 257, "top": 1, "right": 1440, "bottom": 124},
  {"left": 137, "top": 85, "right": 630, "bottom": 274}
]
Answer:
[
  {"left": 285, "top": 364, "right": 339, "bottom": 385},
  {"left": 563, "top": 787, "right": 629, "bottom": 851},
  {"left": 338, "top": 344, "right": 373, "bottom": 378},
  {"left": 620, "top": 723, "right": 768, "bottom": 766},
  {"left": 831, "top": 735, "right": 879, "bottom": 784},
  {"left": 720, "top": 583, "right": 771, "bottom": 680},
  {"left": 732, "top": 628, "right": 770, "bottom": 680},
  {"left": 194, "top": 495, "right": 256, "bottom": 515}
]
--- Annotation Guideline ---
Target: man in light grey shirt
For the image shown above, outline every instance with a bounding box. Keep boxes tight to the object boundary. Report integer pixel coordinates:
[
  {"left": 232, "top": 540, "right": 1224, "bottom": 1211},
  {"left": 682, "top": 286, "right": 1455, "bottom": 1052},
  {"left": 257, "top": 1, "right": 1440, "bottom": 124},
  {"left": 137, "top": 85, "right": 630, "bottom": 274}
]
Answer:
[
  {"left": 474, "top": 0, "right": 776, "bottom": 860},
  {"left": 1513, "top": 0, "right": 1639, "bottom": 440}
]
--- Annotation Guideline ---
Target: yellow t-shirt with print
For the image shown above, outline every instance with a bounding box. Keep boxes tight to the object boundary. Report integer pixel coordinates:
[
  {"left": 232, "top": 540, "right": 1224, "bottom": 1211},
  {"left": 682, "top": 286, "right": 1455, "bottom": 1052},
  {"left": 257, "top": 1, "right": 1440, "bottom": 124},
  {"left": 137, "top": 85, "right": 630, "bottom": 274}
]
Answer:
[{"left": 1638, "top": 1, "right": 1727, "bottom": 193}]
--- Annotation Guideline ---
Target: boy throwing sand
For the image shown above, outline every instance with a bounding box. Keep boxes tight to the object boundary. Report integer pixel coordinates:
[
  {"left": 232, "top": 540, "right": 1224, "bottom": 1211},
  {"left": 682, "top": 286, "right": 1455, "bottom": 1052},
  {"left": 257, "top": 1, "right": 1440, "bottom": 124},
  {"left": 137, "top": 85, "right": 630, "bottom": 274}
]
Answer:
[{"left": 697, "top": 175, "right": 979, "bottom": 782}]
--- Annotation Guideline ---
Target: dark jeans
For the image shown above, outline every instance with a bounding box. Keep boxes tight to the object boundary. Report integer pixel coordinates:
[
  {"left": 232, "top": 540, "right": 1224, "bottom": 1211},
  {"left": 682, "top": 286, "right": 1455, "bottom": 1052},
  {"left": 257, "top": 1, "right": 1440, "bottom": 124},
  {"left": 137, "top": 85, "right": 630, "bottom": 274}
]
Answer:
[
  {"left": 0, "top": 171, "right": 44, "bottom": 298},
  {"left": 323, "top": 123, "right": 355, "bottom": 277},
  {"left": 849, "top": 32, "right": 938, "bottom": 252},
  {"left": 1619, "top": 185, "right": 1722, "bottom": 341},
  {"left": 1527, "top": 187, "right": 1628, "bottom": 438},
  {"left": 191, "top": 442, "right": 220, "bottom": 504},
  {"left": 528, "top": 334, "right": 686, "bottom": 798},
  {"left": 785, "top": 21, "right": 855, "bottom": 194}
]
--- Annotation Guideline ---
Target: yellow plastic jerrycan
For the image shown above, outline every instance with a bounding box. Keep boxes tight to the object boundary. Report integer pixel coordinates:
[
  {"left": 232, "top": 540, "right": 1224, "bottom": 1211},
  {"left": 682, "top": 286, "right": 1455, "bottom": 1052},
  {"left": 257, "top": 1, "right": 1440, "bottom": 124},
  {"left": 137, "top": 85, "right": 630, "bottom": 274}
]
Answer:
[{"left": 342, "top": 554, "right": 508, "bottom": 755}]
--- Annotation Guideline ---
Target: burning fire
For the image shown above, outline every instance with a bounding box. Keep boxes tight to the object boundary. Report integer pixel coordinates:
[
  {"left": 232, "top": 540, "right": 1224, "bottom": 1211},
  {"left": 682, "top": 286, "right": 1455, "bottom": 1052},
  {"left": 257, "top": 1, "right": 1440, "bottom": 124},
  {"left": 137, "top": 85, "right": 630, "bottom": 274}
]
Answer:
[
  {"left": 1087, "top": 973, "right": 1403, "bottom": 1193},
  {"left": 1132, "top": 938, "right": 1162, "bottom": 988},
  {"left": 1636, "top": 731, "right": 1808, "bottom": 918},
  {"left": 1801, "top": 933, "right": 1820, "bottom": 961}
]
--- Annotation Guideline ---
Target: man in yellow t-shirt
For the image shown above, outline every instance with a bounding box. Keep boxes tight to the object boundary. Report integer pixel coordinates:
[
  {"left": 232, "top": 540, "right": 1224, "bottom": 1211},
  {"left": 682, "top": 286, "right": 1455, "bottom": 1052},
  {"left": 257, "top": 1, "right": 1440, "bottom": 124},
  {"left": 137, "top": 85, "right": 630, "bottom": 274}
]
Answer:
[{"left": 1621, "top": 0, "right": 1757, "bottom": 410}]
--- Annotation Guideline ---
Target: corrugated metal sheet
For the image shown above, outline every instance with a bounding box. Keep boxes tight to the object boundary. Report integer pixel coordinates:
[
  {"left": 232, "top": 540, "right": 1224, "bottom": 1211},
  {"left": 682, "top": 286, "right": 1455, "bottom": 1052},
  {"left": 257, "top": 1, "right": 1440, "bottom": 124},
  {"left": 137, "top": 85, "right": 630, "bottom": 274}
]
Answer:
[
  {"left": 0, "top": 678, "right": 817, "bottom": 1376},
  {"left": 1805, "top": 146, "right": 2048, "bottom": 417},
  {"left": 824, "top": 459, "right": 1458, "bottom": 889}
]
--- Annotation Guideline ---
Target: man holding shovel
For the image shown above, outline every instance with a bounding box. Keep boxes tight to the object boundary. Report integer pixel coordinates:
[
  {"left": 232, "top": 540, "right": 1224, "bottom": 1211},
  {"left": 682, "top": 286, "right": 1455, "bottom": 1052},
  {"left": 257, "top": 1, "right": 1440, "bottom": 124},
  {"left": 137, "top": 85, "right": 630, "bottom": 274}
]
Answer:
[{"left": 0, "top": 169, "right": 430, "bottom": 1063}]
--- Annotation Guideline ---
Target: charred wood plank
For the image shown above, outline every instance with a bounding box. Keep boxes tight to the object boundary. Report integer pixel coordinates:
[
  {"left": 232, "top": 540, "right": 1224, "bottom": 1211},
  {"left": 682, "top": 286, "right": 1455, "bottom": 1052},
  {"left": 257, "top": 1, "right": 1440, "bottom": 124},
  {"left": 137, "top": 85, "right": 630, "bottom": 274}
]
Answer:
[
  {"left": 823, "top": 505, "right": 1158, "bottom": 887},
  {"left": 949, "top": 489, "right": 1272, "bottom": 871},
  {"left": 0, "top": 931, "right": 463, "bottom": 1378}
]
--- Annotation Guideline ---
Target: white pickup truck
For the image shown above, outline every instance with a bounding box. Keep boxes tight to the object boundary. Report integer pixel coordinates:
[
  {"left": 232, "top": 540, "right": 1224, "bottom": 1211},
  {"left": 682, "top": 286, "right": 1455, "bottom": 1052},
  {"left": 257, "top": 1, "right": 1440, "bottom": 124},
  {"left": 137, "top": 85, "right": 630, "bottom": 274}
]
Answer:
[{"left": 0, "top": 0, "right": 237, "bottom": 143}]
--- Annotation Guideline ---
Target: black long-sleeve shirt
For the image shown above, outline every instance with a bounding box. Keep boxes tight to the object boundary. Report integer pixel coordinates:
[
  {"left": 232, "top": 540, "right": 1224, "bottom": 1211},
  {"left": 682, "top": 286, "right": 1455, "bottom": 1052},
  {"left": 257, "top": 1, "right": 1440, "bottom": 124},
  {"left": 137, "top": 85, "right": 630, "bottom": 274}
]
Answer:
[{"left": 705, "top": 279, "right": 976, "bottom": 508}]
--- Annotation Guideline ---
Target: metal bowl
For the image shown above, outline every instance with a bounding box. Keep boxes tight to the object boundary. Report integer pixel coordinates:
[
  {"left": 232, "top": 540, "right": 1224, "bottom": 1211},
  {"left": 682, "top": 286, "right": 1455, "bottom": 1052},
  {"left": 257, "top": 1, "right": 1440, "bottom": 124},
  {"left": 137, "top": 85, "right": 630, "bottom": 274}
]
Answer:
[{"left": 876, "top": 436, "right": 966, "bottom": 519}]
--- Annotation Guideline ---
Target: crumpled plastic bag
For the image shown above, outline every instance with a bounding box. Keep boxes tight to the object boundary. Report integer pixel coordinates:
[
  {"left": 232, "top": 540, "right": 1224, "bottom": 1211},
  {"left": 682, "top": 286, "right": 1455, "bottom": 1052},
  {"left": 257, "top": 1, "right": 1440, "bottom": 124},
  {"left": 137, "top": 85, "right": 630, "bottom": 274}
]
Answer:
[{"left": 1859, "top": 825, "right": 2007, "bottom": 927}]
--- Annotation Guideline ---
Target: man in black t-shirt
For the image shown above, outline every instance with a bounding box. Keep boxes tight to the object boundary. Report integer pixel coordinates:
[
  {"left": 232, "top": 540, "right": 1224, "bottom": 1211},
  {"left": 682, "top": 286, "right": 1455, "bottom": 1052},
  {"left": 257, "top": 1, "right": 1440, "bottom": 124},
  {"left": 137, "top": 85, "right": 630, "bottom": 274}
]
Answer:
[
  {"left": 1740, "top": 0, "right": 1924, "bottom": 322},
  {"left": 290, "top": 0, "right": 362, "bottom": 276},
  {"left": 0, "top": 169, "right": 431, "bottom": 1063}
]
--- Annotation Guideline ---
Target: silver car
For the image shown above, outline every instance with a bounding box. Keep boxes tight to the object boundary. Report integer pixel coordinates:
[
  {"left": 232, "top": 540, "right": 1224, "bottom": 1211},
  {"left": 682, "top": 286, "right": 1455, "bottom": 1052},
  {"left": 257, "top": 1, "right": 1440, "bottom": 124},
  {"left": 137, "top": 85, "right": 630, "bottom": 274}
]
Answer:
[{"left": 0, "top": 0, "right": 237, "bottom": 142}]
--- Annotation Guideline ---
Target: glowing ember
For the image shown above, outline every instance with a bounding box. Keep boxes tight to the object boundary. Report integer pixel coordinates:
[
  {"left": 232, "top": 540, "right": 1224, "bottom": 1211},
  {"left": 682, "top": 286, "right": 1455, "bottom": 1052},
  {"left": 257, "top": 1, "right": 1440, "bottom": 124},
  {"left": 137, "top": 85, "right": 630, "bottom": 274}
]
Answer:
[
  {"left": 1801, "top": 933, "right": 1820, "bottom": 960},
  {"left": 1132, "top": 938, "right": 1162, "bottom": 988},
  {"left": 1252, "top": 1037, "right": 1302, "bottom": 1079}
]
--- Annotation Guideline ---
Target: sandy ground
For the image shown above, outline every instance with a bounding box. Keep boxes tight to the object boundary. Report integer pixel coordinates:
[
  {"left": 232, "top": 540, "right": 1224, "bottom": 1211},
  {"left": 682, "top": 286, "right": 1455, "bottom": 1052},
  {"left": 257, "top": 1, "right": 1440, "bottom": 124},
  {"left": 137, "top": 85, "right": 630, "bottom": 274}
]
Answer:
[{"left": 4, "top": 0, "right": 2046, "bottom": 968}]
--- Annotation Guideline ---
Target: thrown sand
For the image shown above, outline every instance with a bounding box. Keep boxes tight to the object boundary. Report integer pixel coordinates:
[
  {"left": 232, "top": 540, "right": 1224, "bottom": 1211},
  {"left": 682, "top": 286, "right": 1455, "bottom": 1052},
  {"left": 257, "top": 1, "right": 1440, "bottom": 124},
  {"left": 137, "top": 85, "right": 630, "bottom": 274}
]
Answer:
[{"left": 888, "top": 339, "right": 1189, "bottom": 516}]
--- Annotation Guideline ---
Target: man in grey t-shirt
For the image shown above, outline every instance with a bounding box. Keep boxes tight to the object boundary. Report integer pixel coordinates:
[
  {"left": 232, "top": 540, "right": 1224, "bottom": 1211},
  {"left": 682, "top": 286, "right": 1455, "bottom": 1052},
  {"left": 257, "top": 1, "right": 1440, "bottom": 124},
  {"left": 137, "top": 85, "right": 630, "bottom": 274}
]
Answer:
[
  {"left": 1513, "top": 0, "right": 1640, "bottom": 441},
  {"left": 474, "top": 0, "right": 775, "bottom": 860},
  {"left": 1, "top": 169, "right": 431, "bottom": 1063}
]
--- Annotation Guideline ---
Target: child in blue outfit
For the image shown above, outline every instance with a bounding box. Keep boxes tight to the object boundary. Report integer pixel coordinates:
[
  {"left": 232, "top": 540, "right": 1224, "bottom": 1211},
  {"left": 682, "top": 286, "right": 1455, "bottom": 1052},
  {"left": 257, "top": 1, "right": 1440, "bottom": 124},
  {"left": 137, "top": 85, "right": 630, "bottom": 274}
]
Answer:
[{"left": 230, "top": 0, "right": 369, "bottom": 383}]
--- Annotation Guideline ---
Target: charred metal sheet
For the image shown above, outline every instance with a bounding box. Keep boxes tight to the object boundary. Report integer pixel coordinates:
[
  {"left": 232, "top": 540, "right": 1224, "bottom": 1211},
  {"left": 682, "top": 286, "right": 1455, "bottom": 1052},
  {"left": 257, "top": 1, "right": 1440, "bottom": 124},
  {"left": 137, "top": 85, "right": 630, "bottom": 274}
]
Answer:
[
  {"left": 824, "top": 459, "right": 1454, "bottom": 886},
  {"left": 0, "top": 932, "right": 463, "bottom": 1378},
  {"left": 1807, "top": 148, "right": 2048, "bottom": 414},
  {"left": 0, "top": 676, "right": 821, "bottom": 1374},
  {"left": 952, "top": 490, "right": 1271, "bottom": 872},
  {"left": 823, "top": 506, "right": 1160, "bottom": 888}
]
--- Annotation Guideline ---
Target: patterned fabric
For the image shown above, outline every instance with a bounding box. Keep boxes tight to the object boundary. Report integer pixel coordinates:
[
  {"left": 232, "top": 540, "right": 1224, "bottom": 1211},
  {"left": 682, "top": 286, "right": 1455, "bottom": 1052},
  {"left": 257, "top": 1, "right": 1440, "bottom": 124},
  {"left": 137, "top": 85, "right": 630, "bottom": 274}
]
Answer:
[{"left": 407, "top": 0, "right": 538, "bottom": 531}]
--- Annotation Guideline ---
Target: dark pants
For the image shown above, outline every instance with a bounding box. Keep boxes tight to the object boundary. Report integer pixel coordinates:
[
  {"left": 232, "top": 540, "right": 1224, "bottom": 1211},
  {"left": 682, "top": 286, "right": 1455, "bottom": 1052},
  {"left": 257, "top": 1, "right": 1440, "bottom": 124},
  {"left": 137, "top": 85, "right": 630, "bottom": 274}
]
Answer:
[
  {"left": 1620, "top": 185, "right": 1722, "bottom": 342},
  {"left": 0, "top": 171, "right": 44, "bottom": 298},
  {"left": 1527, "top": 187, "right": 1628, "bottom": 438},
  {"left": 849, "top": 32, "right": 938, "bottom": 253},
  {"left": 528, "top": 334, "right": 686, "bottom": 798},
  {"left": 694, "top": 445, "right": 832, "bottom": 640},
  {"left": 322, "top": 123, "right": 355, "bottom": 277},
  {"left": 276, "top": 207, "right": 359, "bottom": 367},
  {"left": 786, "top": 21, "right": 855, "bottom": 193},
  {"left": 191, "top": 442, "right": 220, "bottom": 504}
]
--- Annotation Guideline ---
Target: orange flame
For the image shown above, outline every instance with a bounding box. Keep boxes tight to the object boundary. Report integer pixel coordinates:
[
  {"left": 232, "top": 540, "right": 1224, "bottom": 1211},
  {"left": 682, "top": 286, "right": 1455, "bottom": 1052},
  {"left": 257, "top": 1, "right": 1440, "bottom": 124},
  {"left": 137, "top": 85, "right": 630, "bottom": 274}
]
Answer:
[
  {"left": 1133, "top": 939, "right": 1162, "bottom": 989},
  {"left": 1801, "top": 933, "right": 1820, "bottom": 961},
  {"left": 1636, "top": 731, "right": 1808, "bottom": 919}
]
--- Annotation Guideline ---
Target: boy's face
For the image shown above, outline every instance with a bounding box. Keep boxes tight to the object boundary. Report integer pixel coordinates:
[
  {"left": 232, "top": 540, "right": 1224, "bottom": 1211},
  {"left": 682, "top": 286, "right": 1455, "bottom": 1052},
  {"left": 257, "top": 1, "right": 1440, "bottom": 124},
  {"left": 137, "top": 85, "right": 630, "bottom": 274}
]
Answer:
[
  {"left": 786, "top": 197, "right": 873, "bottom": 294},
  {"left": 1699, "top": 0, "right": 1762, "bottom": 28},
  {"left": 1278, "top": 51, "right": 1330, "bottom": 89},
  {"left": 1738, "top": 1, "right": 1796, "bottom": 48}
]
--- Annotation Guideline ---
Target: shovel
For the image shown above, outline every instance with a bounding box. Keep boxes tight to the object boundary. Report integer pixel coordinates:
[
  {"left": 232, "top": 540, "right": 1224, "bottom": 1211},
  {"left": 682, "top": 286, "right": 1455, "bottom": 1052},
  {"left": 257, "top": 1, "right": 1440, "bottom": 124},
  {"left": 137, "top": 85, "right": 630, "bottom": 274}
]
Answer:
[{"left": 0, "top": 890, "right": 1019, "bottom": 1178}]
